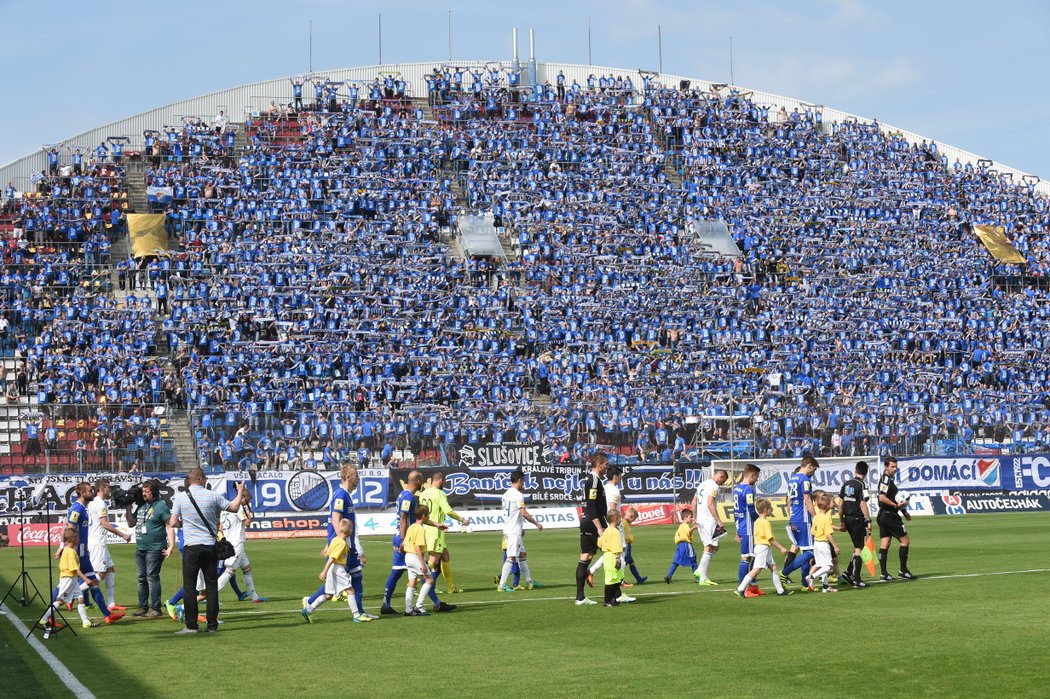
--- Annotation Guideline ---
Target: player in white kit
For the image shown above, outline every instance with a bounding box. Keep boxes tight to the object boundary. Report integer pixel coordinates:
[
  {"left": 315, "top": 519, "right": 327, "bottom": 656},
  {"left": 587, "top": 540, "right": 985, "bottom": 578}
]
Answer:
[
  {"left": 692, "top": 469, "right": 729, "bottom": 586},
  {"left": 496, "top": 470, "right": 544, "bottom": 592},
  {"left": 87, "top": 478, "right": 131, "bottom": 610},
  {"left": 216, "top": 490, "right": 266, "bottom": 602}
]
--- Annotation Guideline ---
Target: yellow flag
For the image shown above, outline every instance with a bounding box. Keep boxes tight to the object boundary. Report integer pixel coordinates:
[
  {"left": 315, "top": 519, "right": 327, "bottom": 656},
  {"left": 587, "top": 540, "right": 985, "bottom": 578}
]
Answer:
[
  {"left": 973, "top": 224, "right": 1026, "bottom": 264},
  {"left": 127, "top": 214, "right": 169, "bottom": 258}
]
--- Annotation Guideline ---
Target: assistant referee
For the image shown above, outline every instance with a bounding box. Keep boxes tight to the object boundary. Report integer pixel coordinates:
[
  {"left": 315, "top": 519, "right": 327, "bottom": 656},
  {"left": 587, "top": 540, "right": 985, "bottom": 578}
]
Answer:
[
  {"left": 837, "top": 460, "right": 871, "bottom": 588},
  {"left": 574, "top": 452, "right": 608, "bottom": 605}
]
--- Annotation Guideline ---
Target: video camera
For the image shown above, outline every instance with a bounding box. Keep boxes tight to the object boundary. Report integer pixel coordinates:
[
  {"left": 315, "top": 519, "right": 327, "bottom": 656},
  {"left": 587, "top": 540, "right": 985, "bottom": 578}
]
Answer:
[{"left": 110, "top": 483, "right": 145, "bottom": 508}]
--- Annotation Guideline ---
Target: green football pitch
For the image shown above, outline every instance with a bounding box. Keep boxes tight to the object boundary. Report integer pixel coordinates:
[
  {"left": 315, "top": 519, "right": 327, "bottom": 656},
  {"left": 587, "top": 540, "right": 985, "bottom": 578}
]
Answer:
[{"left": 2, "top": 513, "right": 1049, "bottom": 698}]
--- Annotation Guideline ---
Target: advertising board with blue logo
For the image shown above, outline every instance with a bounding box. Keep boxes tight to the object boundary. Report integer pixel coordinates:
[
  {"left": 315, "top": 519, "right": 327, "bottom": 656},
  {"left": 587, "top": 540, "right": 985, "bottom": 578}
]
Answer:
[
  {"left": 221, "top": 469, "right": 390, "bottom": 512},
  {"left": 929, "top": 491, "right": 1050, "bottom": 515},
  {"left": 896, "top": 457, "right": 1004, "bottom": 490}
]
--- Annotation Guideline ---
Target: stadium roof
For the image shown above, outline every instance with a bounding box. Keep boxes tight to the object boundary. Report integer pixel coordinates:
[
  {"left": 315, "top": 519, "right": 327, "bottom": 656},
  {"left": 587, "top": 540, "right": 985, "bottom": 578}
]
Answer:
[{"left": 1, "top": 60, "right": 1045, "bottom": 195}]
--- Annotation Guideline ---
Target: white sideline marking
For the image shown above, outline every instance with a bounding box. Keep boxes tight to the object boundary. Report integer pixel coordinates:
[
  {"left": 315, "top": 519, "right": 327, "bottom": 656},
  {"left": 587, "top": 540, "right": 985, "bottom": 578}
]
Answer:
[
  {"left": 0, "top": 603, "right": 97, "bottom": 698},
  {"left": 208, "top": 567, "right": 1050, "bottom": 618}
]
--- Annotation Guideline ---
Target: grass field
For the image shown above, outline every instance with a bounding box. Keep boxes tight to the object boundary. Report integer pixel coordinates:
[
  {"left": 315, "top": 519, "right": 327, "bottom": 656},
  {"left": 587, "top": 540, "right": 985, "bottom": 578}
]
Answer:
[{"left": 2, "top": 513, "right": 1050, "bottom": 698}]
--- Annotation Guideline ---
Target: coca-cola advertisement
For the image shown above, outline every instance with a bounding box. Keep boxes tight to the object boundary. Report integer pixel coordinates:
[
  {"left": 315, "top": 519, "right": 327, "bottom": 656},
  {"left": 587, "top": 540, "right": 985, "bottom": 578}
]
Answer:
[{"left": 6, "top": 523, "right": 64, "bottom": 547}]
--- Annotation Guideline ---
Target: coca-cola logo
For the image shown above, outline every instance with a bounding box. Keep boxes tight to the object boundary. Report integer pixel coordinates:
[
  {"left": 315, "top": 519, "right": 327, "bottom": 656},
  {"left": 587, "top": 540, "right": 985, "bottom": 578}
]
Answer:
[{"left": 8, "top": 524, "right": 64, "bottom": 546}]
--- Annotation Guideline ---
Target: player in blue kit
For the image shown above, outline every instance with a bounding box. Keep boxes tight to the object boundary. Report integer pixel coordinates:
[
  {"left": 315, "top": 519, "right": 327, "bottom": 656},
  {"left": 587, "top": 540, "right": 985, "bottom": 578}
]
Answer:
[
  {"left": 302, "top": 465, "right": 378, "bottom": 619},
  {"left": 57, "top": 483, "right": 125, "bottom": 624},
  {"left": 733, "top": 464, "right": 763, "bottom": 596},
  {"left": 379, "top": 470, "right": 455, "bottom": 614},
  {"left": 780, "top": 455, "right": 819, "bottom": 586}
]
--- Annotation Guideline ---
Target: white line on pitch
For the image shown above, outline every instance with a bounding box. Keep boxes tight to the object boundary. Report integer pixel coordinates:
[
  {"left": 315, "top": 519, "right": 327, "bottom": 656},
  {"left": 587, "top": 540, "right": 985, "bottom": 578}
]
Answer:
[{"left": 0, "top": 603, "right": 97, "bottom": 698}]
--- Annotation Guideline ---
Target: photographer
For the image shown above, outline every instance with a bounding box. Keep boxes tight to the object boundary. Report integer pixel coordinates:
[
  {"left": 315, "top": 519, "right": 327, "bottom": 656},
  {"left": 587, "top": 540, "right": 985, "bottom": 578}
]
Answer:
[
  {"left": 169, "top": 468, "right": 247, "bottom": 634},
  {"left": 126, "top": 479, "right": 175, "bottom": 618}
]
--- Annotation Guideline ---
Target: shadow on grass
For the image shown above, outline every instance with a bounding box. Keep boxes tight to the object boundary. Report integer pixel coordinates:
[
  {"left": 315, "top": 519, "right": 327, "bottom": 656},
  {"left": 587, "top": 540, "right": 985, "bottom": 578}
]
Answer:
[{"left": 0, "top": 546, "right": 155, "bottom": 698}]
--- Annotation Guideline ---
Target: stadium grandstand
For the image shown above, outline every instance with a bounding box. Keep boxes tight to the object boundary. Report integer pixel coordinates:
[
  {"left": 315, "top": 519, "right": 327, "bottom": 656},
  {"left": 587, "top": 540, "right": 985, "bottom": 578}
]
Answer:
[{"left": 1, "top": 60, "right": 1047, "bottom": 475}]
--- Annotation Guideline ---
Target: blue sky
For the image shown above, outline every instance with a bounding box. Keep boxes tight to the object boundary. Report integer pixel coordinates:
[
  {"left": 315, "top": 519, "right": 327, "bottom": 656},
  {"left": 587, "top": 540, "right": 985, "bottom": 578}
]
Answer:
[{"left": 2, "top": 0, "right": 1047, "bottom": 178}]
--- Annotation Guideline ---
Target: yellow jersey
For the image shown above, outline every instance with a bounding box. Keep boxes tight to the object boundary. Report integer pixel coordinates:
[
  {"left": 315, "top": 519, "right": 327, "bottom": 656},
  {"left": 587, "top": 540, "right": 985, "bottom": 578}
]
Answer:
[
  {"left": 623, "top": 520, "right": 634, "bottom": 545},
  {"left": 812, "top": 510, "right": 835, "bottom": 542},
  {"left": 674, "top": 522, "right": 695, "bottom": 545},
  {"left": 59, "top": 547, "right": 80, "bottom": 579},
  {"left": 325, "top": 536, "right": 349, "bottom": 566},
  {"left": 404, "top": 522, "right": 427, "bottom": 556},
  {"left": 598, "top": 526, "right": 624, "bottom": 555},
  {"left": 754, "top": 517, "right": 774, "bottom": 546}
]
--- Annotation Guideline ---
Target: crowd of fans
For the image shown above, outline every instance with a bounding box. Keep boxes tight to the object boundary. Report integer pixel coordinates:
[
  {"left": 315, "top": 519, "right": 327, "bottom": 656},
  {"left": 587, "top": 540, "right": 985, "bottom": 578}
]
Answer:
[
  {"left": 2, "top": 65, "right": 1048, "bottom": 471},
  {"left": 1, "top": 158, "right": 178, "bottom": 469}
]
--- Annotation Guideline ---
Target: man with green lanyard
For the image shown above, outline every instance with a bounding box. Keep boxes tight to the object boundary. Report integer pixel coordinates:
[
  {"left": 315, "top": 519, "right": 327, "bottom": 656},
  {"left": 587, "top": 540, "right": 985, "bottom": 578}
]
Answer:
[{"left": 128, "top": 479, "right": 175, "bottom": 617}]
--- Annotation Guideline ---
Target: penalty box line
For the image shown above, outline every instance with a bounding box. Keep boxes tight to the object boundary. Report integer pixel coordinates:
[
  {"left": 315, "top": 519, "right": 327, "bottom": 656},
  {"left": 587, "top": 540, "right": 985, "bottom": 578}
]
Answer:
[{"left": 213, "top": 566, "right": 1050, "bottom": 618}]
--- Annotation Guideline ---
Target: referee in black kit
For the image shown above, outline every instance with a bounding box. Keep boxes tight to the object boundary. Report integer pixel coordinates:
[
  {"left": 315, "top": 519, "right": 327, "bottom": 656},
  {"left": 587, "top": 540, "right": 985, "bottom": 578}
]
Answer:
[
  {"left": 877, "top": 455, "right": 917, "bottom": 581},
  {"left": 574, "top": 452, "right": 609, "bottom": 605},
  {"left": 837, "top": 461, "right": 871, "bottom": 588}
]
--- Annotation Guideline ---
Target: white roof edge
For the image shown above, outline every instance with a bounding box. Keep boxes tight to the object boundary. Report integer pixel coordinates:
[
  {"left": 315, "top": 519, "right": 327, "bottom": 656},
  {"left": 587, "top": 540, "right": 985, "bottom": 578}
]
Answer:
[{"left": 2, "top": 60, "right": 1045, "bottom": 196}]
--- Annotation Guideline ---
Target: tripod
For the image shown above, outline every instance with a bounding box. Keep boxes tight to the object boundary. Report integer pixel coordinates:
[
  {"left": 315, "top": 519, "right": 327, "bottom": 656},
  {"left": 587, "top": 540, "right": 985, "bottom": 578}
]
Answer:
[
  {"left": 30, "top": 501, "right": 75, "bottom": 639},
  {"left": 2, "top": 490, "right": 44, "bottom": 609}
]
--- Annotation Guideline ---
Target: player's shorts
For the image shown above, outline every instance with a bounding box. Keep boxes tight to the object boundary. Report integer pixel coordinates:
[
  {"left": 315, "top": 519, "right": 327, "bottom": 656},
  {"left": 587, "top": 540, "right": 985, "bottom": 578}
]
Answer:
[
  {"left": 324, "top": 562, "right": 352, "bottom": 595},
  {"left": 404, "top": 553, "right": 427, "bottom": 580},
  {"left": 391, "top": 535, "right": 407, "bottom": 570},
  {"left": 843, "top": 516, "right": 868, "bottom": 549},
  {"left": 672, "top": 541, "right": 696, "bottom": 567},
  {"left": 785, "top": 520, "right": 813, "bottom": 550},
  {"left": 345, "top": 552, "right": 363, "bottom": 576},
  {"left": 89, "top": 543, "right": 113, "bottom": 570},
  {"left": 579, "top": 529, "right": 599, "bottom": 556},
  {"left": 737, "top": 526, "right": 754, "bottom": 557},
  {"left": 504, "top": 531, "right": 525, "bottom": 558},
  {"left": 813, "top": 541, "right": 833, "bottom": 570},
  {"left": 877, "top": 511, "right": 907, "bottom": 540},
  {"left": 424, "top": 527, "right": 447, "bottom": 555},
  {"left": 697, "top": 519, "right": 722, "bottom": 547},
  {"left": 223, "top": 543, "right": 249, "bottom": 570},
  {"left": 55, "top": 576, "right": 81, "bottom": 605},
  {"left": 752, "top": 544, "right": 774, "bottom": 569},
  {"left": 78, "top": 550, "right": 96, "bottom": 576}
]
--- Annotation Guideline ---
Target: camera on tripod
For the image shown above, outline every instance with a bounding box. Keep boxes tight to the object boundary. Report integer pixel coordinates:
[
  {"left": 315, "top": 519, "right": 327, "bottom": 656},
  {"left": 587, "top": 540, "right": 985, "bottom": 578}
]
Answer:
[{"left": 110, "top": 483, "right": 145, "bottom": 508}]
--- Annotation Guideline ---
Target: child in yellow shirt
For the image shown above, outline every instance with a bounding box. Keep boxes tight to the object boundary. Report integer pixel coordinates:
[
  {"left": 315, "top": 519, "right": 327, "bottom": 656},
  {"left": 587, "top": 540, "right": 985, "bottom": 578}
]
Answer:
[
  {"left": 38, "top": 529, "right": 97, "bottom": 629},
  {"left": 809, "top": 493, "right": 839, "bottom": 593},
  {"left": 597, "top": 510, "right": 627, "bottom": 606},
  {"left": 621, "top": 507, "right": 648, "bottom": 586},
  {"left": 403, "top": 505, "right": 436, "bottom": 615},
  {"left": 301, "top": 519, "right": 370, "bottom": 623},
  {"left": 664, "top": 508, "right": 697, "bottom": 583},
  {"left": 735, "top": 499, "right": 794, "bottom": 597}
]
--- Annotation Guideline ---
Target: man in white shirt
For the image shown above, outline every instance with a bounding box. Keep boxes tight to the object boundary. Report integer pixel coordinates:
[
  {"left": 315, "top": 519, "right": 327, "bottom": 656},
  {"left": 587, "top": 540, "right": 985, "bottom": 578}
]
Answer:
[
  {"left": 88, "top": 478, "right": 131, "bottom": 610},
  {"left": 496, "top": 469, "right": 543, "bottom": 592},
  {"left": 692, "top": 469, "right": 729, "bottom": 586},
  {"left": 216, "top": 491, "right": 266, "bottom": 603},
  {"left": 169, "top": 468, "right": 247, "bottom": 634}
]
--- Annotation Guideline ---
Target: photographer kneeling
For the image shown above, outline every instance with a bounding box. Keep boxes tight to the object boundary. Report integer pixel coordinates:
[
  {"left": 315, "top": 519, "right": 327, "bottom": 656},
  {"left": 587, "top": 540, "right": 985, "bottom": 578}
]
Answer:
[{"left": 125, "top": 479, "right": 175, "bottom": 618}]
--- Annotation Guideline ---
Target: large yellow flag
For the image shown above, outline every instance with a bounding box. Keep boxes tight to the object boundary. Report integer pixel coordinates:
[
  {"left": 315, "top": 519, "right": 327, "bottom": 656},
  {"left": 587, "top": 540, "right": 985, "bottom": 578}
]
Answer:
[
  {"left": 973, "top": 224, "right": 1026, "bottom": 264},
  {"left": 127, "top": 214, "right": 169, "bottom": 257}
]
